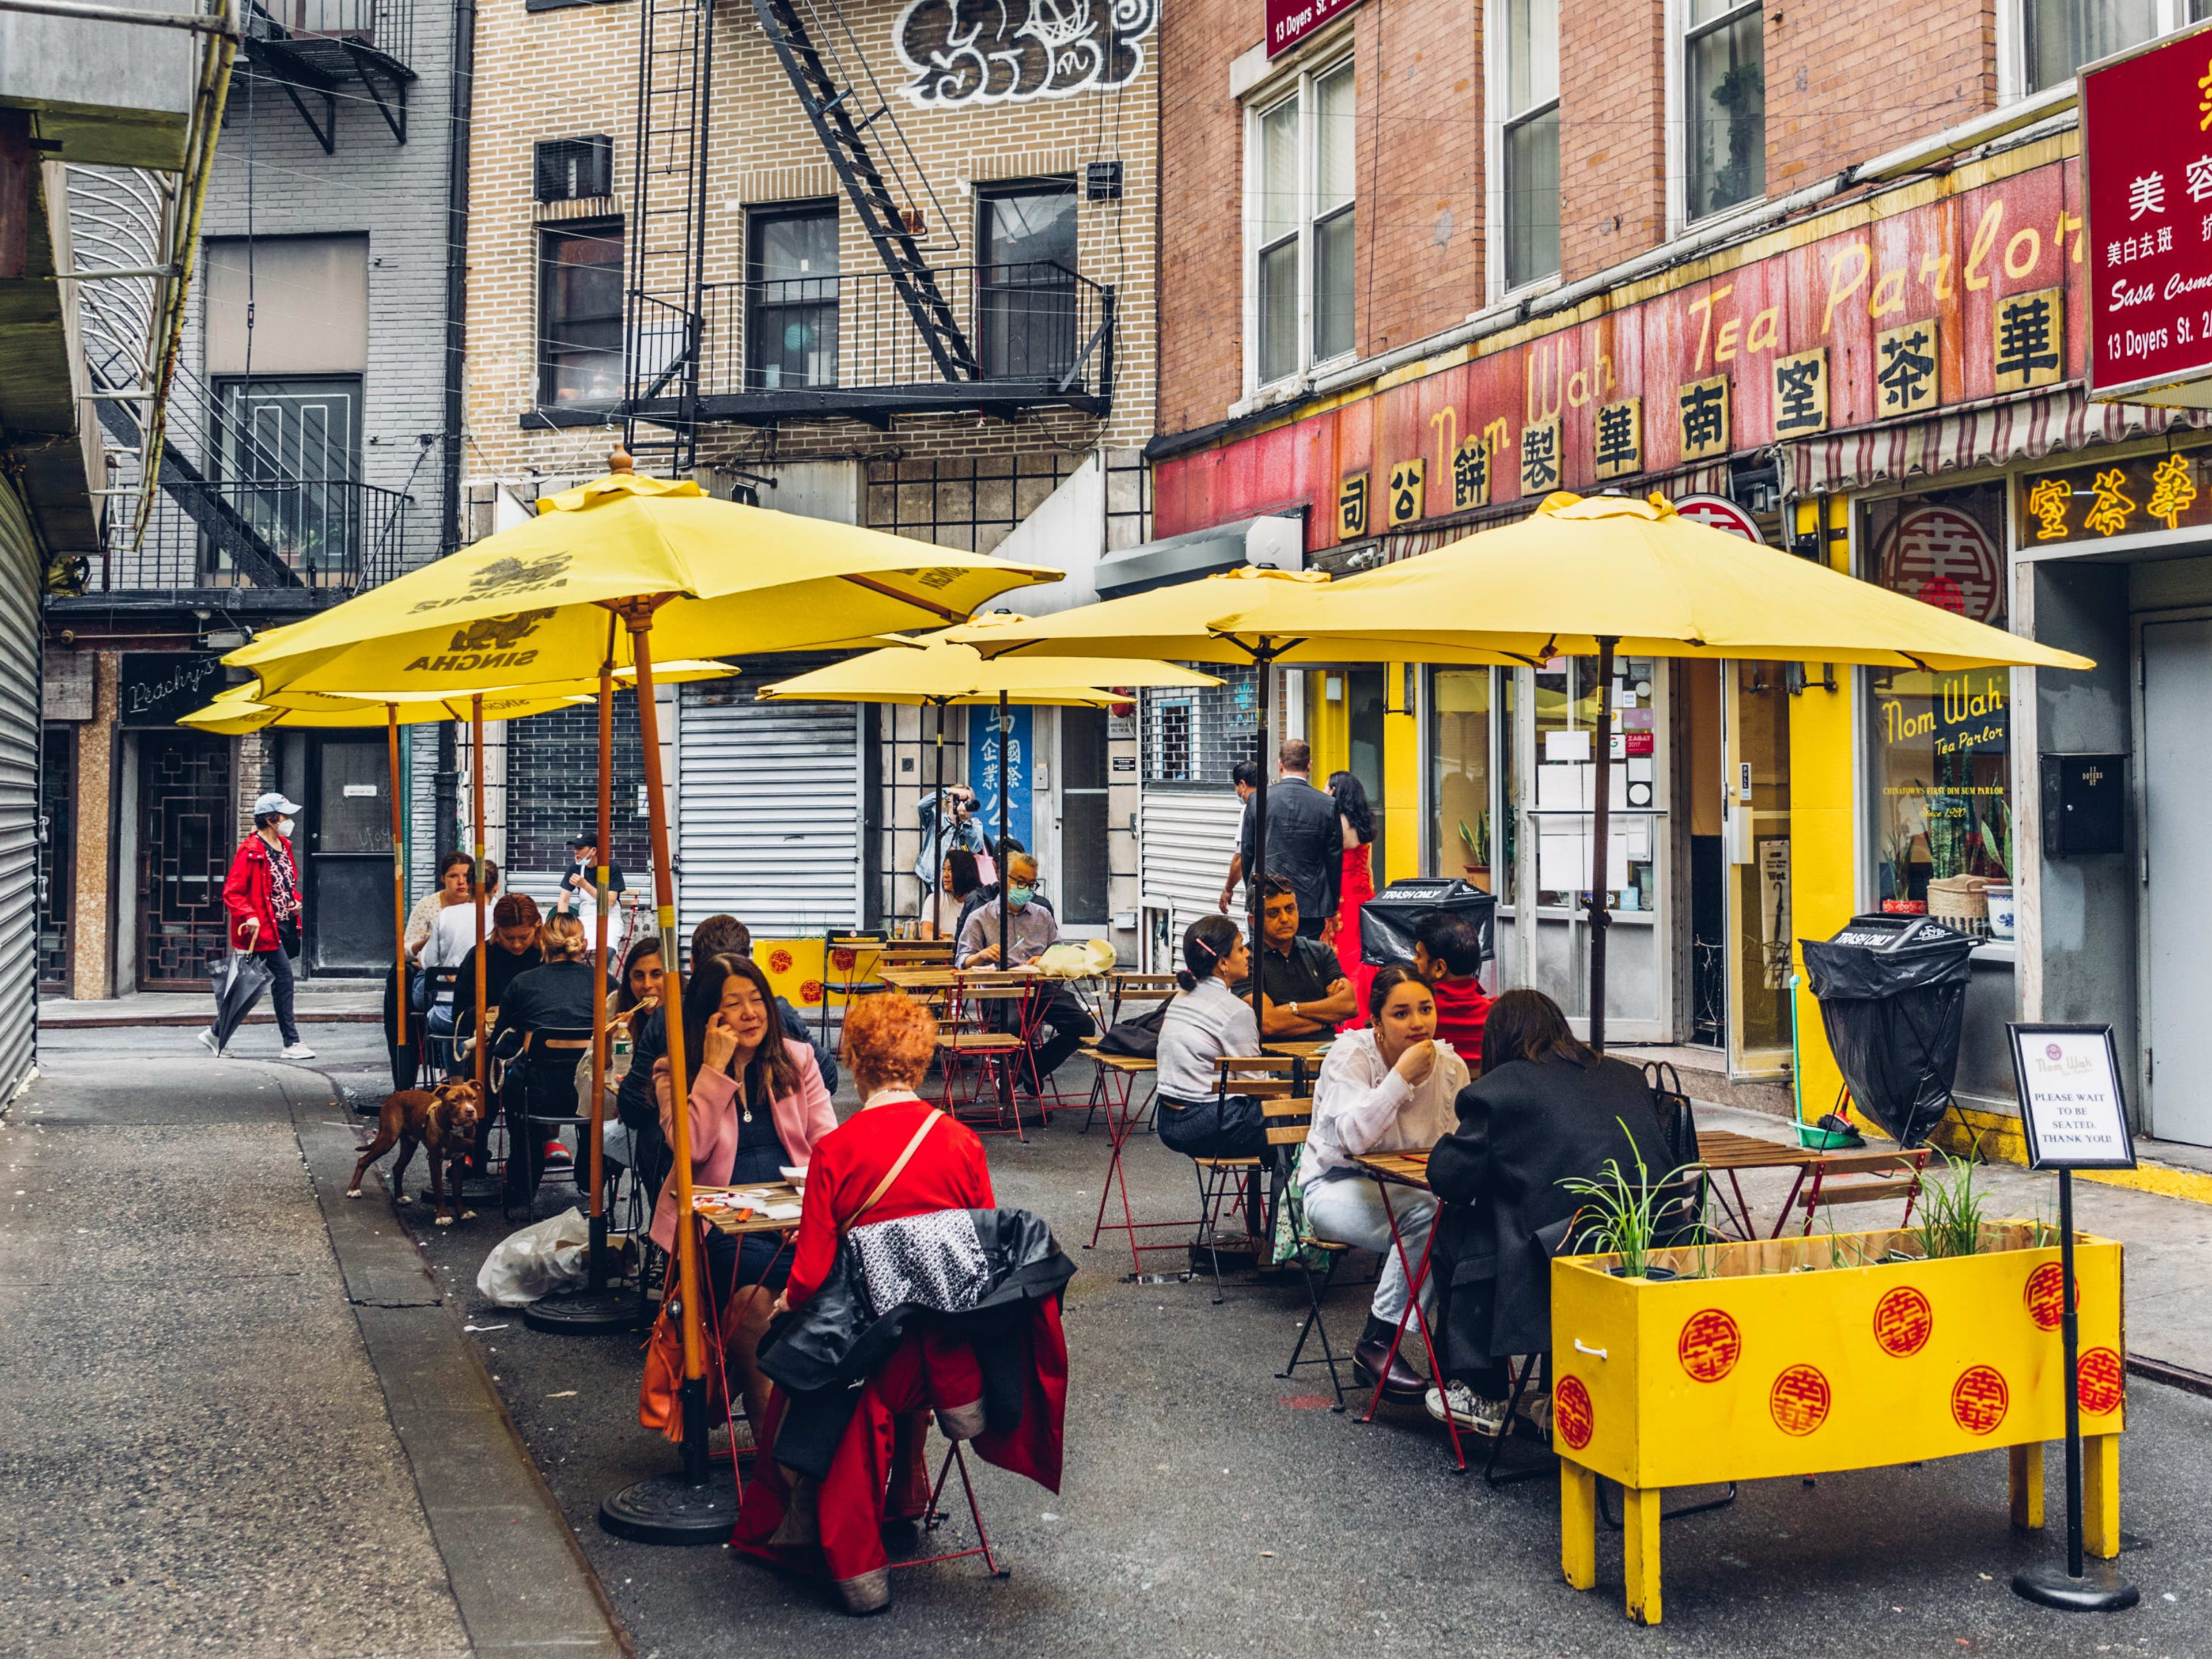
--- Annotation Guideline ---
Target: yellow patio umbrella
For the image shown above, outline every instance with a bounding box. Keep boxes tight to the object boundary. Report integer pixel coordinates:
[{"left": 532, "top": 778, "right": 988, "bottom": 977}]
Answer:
[
  {"left": 760, "top": 620, "right": 1219, "bottom": 937},
  {"left": 944, "top": 571, "right": 1510, "bottom": 1038},
  {"left": 1201, "top": 490, "right": 2094, "bottom": 1050},
  {"left": 222, "top": 452, "right": 1063, "bottom": 1540}
]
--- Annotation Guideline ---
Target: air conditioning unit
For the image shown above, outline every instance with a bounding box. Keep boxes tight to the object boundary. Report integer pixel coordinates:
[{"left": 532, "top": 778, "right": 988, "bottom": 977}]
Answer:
[{"left": 533, "top": 135, "right": 613, "bottom": 203}]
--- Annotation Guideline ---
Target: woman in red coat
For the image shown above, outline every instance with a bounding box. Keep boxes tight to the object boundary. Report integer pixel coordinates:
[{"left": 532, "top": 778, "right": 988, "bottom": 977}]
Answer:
[
  {"left": 1328, "top": 771, "right": 1378, "bottom": 1027},
  {"left": 202, "top": 791, "right": 313, "bottom": 1060},
  {"left": 735, "top": 990, "right": 1066, "bottom": 1615}
]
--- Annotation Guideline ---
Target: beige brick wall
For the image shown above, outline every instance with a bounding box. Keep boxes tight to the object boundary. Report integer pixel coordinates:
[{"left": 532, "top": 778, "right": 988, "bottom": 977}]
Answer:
[{"left": 463, "top": 0, "right": 1158, "bottom": 548}]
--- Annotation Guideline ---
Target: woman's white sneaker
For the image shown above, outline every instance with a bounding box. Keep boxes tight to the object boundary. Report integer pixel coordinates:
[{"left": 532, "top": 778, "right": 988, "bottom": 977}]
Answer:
[
  {"left": 1424, "top": 1381, "right": 1509, "bottom": 1437},
  {"left": 280, "top": 1041, "right": 317, "bottom": 1061}
]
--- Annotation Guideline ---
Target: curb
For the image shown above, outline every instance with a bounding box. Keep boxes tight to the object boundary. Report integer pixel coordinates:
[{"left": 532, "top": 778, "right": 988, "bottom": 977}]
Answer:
[
  {"left": 2127, "top": 1353, "right": 2212, "bottom": 1399},
  {"left": 41, "top": 1010, "right": 382, "bottom": 1030}
]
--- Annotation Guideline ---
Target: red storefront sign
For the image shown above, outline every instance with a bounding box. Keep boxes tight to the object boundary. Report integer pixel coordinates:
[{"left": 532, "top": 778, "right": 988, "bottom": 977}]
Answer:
[
  {"left": 1156, "top": 153, "right": 2089, "bottom": 552},
  {"left": 2082, "top": 26, "right": 2212, "bottom": 404},
  {"left": 1266, "top": 0, "right": 1365, "bottom": 59}
]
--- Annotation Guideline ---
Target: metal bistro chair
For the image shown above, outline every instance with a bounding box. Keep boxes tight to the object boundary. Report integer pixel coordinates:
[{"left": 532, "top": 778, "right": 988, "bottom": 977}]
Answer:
[
  {"left": 1187, "top": 1055, "right": 1302, "bottom": 1303},
  {"left": 496, "top": 1023, "right": 595, "bottom": 1218},
  {"left": 816, "top": 930, "right": 888, "bottom": 1047},
  {"left": 1263, "top": 1091, "right": 1372, "bottom": 1411},
  {"left": 1081, "top": 975, "right": 1180, "bottom": 1134},
  {"left": 933, "top": 974, "right": 1031, "bottom": 1139}
]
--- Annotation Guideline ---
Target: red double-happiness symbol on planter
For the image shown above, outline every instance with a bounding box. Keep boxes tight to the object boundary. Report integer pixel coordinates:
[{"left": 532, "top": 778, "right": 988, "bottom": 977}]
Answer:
[
  {"left": 1554, "top": 1376, "right": 1594, "bottom": 1450},
  {"left": 2078, "top": 1347, "right": 2124, "bottom": 1416},
  {"left": 1769, "top": 1365, "right": 1831, "bottom": 1436},
  {"left": 1951, "top": 1365, "right": 2010, "bottom": 1434},
  {"left": 1872, "top": 1286, "right": 1933, "bottom": 1357},
  {"left": 1677, "top": 1309, "right": 1741, "bottom": 1383},
  {"left": 2024, "top": 1262, "right": 2077, "bottom": 1331},
  {"left": 768, "top": 948, "right": 794, "bottom": 976}
]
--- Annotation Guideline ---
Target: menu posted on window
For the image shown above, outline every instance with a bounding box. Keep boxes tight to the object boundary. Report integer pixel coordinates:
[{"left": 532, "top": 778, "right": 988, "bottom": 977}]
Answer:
[
  {"left": 2083, "top": 26, "right": 2212, "bottom": 406},
  {"left": 2008, "top": 1024, "right": 2139, "bottom": 1171}
]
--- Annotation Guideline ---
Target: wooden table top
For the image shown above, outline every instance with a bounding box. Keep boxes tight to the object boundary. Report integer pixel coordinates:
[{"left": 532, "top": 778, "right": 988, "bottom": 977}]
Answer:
[
  {"left": 880, "top": 965, "right": 1038, "bottom": 992},
  {"left": 1263, "top": 1040, "right": 1336, "bottom": 1060},
  {"left": 1691, "top": 1130, "right": 1821, "bottom": 1171},
  {"left": 691, "top": 1181, "right": 804, "bottom": 1237},
  {"left": 1353, "top": 1149, "right": 1433, "bottom": 1191}
]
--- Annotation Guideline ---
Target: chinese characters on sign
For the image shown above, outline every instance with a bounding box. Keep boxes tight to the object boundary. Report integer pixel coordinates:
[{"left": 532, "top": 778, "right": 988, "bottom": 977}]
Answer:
[
  {"left": 1338, "top": 472, "right": 1369, "bottom": 540},
  {"left": 1386, "top": 459, "right": 1424, "bottom": 527},
  {"left": 1520, "top": 416, "right": 1562, "bottom": 494},
  {"left": 1266, "top": 0, "right": 1366, "bottom": 58},
  {"left": 1772, "top": 348, "right": 1830, "bottom": 434},
  {"left": 1878, "top": 503, "right": 2003, "bottom": 624},
  {"left": 2084, "top": 31, "right": 2212, "bottom": 401},
  {"left": 1593, "top": 397, "right": 1642, "bottom": 480},
  {"left": 1875, "top": 318, "right": 1940, "bottom": 414},
  {"left": 1992, "top": 287, "right": 2065, "bottom": 392},
  {"left": 1450, "top": 435, "right": 1491, "bottom": 510},
  {"left": 2017, "top": 446, "right": 2212, "bottom": 544},
  {"left": 1678, "top": 376, "right": 1730, "bottom": 461}
]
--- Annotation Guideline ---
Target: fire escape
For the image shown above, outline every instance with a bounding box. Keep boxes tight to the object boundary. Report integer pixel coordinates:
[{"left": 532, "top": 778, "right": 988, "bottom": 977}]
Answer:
[{"left": 618, "top": 0, "right": 1116, "bottom": 471}]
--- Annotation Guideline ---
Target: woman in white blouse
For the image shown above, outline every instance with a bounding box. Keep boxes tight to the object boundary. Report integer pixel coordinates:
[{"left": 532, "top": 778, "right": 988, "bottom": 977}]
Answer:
[
  {"left": 1299, "top": 965, "right": 1469, "bottom": 1399},
  {"left": 1153, "top": 914, "right": 1267, "bottom": 1160}
]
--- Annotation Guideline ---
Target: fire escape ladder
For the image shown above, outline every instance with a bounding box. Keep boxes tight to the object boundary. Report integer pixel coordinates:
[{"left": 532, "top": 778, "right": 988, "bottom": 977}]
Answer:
[
  {"left": 749, "top": 0, "right": 979, "bottom": 382},
  {"left": 622, "top": 0, "right": 715, "bottom": 475}
]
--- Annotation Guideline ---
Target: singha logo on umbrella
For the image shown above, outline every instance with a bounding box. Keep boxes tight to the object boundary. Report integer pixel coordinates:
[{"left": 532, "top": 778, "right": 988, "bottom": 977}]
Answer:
[
  {"left": 448, "top": 609, "right": 558, "bottom": 653},
  {"left": 469, "top": 553, "right": 573, "bottom": 597}
]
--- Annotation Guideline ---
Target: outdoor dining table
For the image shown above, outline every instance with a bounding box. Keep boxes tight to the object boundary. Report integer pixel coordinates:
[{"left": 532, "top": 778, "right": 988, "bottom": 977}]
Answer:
[
  {"left": 1348, "top": 1149, "right": 1469, "bottom": 1472},
  {"left": 1691, "top": 1131, "right": 1932, "bottom": 1240},
  {"left": 681, "top": 1180, "right": 805, "bottom": 1495}
]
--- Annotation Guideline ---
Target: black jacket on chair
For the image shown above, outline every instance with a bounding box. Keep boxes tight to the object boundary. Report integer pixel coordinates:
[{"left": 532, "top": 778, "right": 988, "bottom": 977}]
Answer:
[{"left": 1426, "top": 1054, "right": 1689, "bottom": 1369}]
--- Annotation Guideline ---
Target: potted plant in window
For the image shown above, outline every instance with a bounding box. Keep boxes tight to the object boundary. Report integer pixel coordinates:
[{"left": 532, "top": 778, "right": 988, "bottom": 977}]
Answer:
[{"left": 1457, "top": 812, "right": 1491, "bottom": 892}]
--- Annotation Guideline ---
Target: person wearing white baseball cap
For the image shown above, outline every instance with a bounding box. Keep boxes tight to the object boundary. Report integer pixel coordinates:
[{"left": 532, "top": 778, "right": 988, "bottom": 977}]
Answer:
[{"left": 201, "top": 790, "right": 316, "bottom": 1061}]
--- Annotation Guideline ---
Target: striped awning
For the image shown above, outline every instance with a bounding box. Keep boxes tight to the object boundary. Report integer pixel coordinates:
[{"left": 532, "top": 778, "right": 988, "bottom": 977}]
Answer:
[{"left": 1786, "top": 384, "right": 2212, "bottom": 498}]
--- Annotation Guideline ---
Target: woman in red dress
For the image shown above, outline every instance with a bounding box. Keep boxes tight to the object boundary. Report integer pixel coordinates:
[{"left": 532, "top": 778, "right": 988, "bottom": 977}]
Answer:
[
  {"left": 1329, "top": 771, "right": 1378, "bottom": 1028},
  {"left": 734, "top": 991, "right": 1067, "bottom": 1615}
]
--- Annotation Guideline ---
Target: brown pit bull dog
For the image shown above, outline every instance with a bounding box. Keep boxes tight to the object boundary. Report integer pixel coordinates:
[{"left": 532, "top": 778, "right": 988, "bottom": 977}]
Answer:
[{"left": 347, "top": 1078, "right": 485, "bottom": 1225}]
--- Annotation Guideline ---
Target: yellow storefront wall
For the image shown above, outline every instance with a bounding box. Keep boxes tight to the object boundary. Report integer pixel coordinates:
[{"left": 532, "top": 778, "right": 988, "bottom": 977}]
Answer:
[
  {"left": 1308, "top": 665, "right": 1422, "bottom": 885},
  {"left": 1789, "top": 497, "right": 1853, "bottom": 1126}
]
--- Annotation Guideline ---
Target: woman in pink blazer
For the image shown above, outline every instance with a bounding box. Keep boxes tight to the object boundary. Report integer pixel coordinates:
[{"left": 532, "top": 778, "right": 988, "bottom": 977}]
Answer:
[{"left": 653, "top": 950, "right": 838, "bottom": 1438}]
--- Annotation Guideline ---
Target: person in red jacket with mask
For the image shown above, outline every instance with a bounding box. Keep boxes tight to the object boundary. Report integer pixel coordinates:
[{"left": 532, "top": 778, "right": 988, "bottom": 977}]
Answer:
[{"left": 202, "top": 791, "right": 316, "bottom": 1060}]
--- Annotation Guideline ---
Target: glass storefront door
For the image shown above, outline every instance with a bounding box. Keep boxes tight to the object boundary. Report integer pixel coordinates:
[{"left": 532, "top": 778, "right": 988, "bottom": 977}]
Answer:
[{"left": 1722, "top": 660, "right": 1793, "bottom": 1075}]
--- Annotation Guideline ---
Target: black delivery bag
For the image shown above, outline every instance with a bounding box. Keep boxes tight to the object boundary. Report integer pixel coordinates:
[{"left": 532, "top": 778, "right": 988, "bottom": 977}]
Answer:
[
  {"left": 1359, "top": 878, "right": 1497, "bottom": 968},
  {"left": 1799, "top": 914, "right": 1976, "bottom": 1147}
]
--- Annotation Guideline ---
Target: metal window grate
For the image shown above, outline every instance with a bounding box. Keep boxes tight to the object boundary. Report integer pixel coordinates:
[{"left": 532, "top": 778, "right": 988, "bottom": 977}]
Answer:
[
  {"left": 535, "top": 135, "right": 615, "bottom": 203},
  {"left": 1151, "top": 701, "right": 1192, "bottom": 782}
]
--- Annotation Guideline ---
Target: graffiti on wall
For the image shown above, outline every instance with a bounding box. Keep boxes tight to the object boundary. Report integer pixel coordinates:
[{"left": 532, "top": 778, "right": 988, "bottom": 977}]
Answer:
[{"left": 893, "top": 0, "right": 1157, "bottom": 107}]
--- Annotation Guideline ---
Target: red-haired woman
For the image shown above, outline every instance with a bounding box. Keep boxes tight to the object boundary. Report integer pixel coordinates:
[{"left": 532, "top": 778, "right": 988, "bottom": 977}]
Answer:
[
  {"left": 735, "top": 990, "right": 1069, "bottom": 1616},
  {"left": 652, "top": 951, "right": 837, "bottom": 1438}
]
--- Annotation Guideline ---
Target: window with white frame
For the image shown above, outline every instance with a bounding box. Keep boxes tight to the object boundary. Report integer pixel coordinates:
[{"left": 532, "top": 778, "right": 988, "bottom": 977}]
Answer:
[
  {"left": 1251, "top": 58, "right": 1357, "bottom": 388},
  {"left": 1683, "top": 0, "right": 1764, "bottom": 222},
  {"left": 2020, "top": 2, "right": 2180, "bottom": 93},
  {"left": 1498, "top": 0, "right": 1559, "bottom": 291}
]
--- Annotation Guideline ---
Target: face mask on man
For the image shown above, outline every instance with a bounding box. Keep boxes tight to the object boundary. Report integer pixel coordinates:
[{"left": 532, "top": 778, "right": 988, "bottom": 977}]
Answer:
[
  {"left": 276, "top": 817, "right": 296, "bottom": 839},
  {"left": 1006, "top": 883, "right": 1034, "bottom": 908}
]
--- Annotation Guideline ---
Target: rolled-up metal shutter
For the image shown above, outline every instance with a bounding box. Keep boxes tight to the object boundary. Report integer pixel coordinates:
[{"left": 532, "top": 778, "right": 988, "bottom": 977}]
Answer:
[
  {"left": 0, "top": 488, "right": 41, "bottom": 1095},
  {"left": 1138, "top": 785, "right": 1244, "bottom": 965},
  {"left": 675, "top": 680, "right": 861, "bottom": 945}
]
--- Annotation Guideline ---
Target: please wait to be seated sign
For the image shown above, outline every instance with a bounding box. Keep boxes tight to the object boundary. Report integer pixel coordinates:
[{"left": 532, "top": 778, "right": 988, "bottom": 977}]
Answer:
[{"left": 2008, "top": 1024, "right": 2139, "bottom": 1171}]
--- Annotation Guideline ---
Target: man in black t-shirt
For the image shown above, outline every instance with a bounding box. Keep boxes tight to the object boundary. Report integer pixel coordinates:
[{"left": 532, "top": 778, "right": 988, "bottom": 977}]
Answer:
[
  {"left": 556, "top": 832, "right": 627, "bottom": 922},
  {"left": 1233, "top": 877, "right": 1358, "bottom": 1039}
]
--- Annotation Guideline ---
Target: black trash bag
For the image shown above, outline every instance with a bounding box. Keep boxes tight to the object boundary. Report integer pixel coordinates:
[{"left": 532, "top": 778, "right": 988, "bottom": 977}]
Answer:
[
  {"left": 1359, "top": 877, "right": 1497, "bottom": 968},
  {"left": 1800, "top": 914, "right": 1976, "bottom": 1147},
  {"left": 209, "top": 951, "right": 273, "bottom": 1055}
]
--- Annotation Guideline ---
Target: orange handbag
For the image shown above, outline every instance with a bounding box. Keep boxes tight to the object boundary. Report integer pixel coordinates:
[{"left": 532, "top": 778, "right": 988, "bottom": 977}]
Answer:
[{"left": 638, "top": 1249, "right": 728, "bottom": 1440}]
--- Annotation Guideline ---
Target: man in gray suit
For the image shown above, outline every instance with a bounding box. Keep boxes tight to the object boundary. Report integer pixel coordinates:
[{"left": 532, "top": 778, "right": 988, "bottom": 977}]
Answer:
[{"left": 1238, "top": 738, "right": 1340, "bottom": 942}]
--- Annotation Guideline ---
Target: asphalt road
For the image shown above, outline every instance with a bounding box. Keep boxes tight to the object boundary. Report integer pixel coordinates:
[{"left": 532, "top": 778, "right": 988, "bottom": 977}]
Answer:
[{"left": 27, "top": 1020, "right": 2212, "bottom": 1658}]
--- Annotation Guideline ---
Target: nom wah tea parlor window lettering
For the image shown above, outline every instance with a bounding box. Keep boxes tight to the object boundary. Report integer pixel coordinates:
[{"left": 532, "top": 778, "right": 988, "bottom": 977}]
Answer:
[{"left": 1862, "top": 482, "right": 2012, "bottom": 923}]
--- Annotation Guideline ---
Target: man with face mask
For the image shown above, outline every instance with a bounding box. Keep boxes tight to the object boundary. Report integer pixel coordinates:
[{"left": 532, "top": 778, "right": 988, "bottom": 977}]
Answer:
[
  {"left": 203, "top": 791, "right": 314, "bottom": 1061},
  {"left": 955, "top": 852, "right": 1094, "bottom": 1096}
]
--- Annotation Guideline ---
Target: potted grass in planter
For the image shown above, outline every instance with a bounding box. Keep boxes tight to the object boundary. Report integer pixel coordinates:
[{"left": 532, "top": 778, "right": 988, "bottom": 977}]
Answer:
[{"left": 1550, "top": 1153, "right": 2126, "bottom": 1626}]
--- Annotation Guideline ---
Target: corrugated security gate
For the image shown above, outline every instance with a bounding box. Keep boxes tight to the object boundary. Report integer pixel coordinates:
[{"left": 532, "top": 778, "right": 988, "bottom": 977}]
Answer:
[
  {"left": 675, "top": 681, "right": 863, "bottom": 945},
  {"left": 1138, "top": 787, "right": 1245, "bottom": 972},
  {"left": 0, "top": 487, "right": 43, "bottom": 1094}
]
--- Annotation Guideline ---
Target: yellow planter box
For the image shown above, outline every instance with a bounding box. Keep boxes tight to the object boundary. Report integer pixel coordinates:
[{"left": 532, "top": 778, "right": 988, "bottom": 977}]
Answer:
[{"left": 1551, "top": 1224, "right": 2126, "bottom": 1624}]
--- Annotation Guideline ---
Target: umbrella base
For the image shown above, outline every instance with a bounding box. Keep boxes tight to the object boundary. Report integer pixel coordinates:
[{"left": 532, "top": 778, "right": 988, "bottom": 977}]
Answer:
[
  {"left": 599, "top": 1470, "right": 738, "bottom": 1546},
  {"left": 2011, "top": 1562, "right": 2139, "bottom": 1612},
  {"left": 522, "top": 1282, "right": 645, "bottom": 1335}
]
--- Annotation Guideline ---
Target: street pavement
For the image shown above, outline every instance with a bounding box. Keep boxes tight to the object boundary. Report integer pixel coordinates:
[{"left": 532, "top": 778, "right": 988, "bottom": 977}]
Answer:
[{"left": 10, "top": 1017, "right": 2212, "bottom": 1656}]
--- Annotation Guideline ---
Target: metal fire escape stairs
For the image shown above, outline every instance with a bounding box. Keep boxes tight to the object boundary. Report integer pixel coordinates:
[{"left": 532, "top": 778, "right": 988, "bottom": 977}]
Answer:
[
  {"left": 620, "top": 0, "right": 980, "bottom": 471},
  {"left": 747, "top": 0, "right": 979, "bottom": 384},
  {"left": 620, "top": 0, "right": 716, "bottom": 475}
]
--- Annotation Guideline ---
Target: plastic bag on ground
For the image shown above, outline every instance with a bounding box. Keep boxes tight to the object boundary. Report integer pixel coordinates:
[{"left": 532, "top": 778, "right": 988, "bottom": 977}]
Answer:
[{"left": 476, "top": 1207, "right": 592, "bottom": 1305}]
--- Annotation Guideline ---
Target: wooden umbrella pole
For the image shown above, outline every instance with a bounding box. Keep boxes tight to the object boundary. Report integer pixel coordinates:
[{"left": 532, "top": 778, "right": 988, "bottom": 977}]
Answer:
[
  {"left": 472, "top": 694, "right": 488, "bottom": 1096},
  {"left": 1588, "top": 638, "right": 1616, "bottom": 1054},
  {"left": 930, "top": 698, "right": 945, "bottom": 938},
  {"left": 586, "top": 624, "right": 614, "bottom": 1290},
  {"left": 615, "top": 597, "right": 708, "bottom": 1475},
  {"left": 996, "top": 691, "right": 1009, "bottom": 972},
  {"left": 388, "top": 702, "right": 406, "bottom": 1051}
]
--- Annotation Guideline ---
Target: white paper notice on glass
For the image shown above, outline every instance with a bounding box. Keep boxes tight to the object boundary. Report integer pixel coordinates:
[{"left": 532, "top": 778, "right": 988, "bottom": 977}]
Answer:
[
  {"left": 1544, "top": 729, "right": 1592, "bottom": 763},
  {"left": 2008, "top": 1024, "right": 2137, "bottom": 1171}
]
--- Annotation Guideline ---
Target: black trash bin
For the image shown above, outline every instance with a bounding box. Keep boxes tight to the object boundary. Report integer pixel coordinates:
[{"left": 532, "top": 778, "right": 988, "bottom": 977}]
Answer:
[
  {"left": 1359, "top": 877, "right": 1497, "bottom": 967},
  {"left": 1800, "top": 914, "right": 1976, "bottom": 1147}
]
